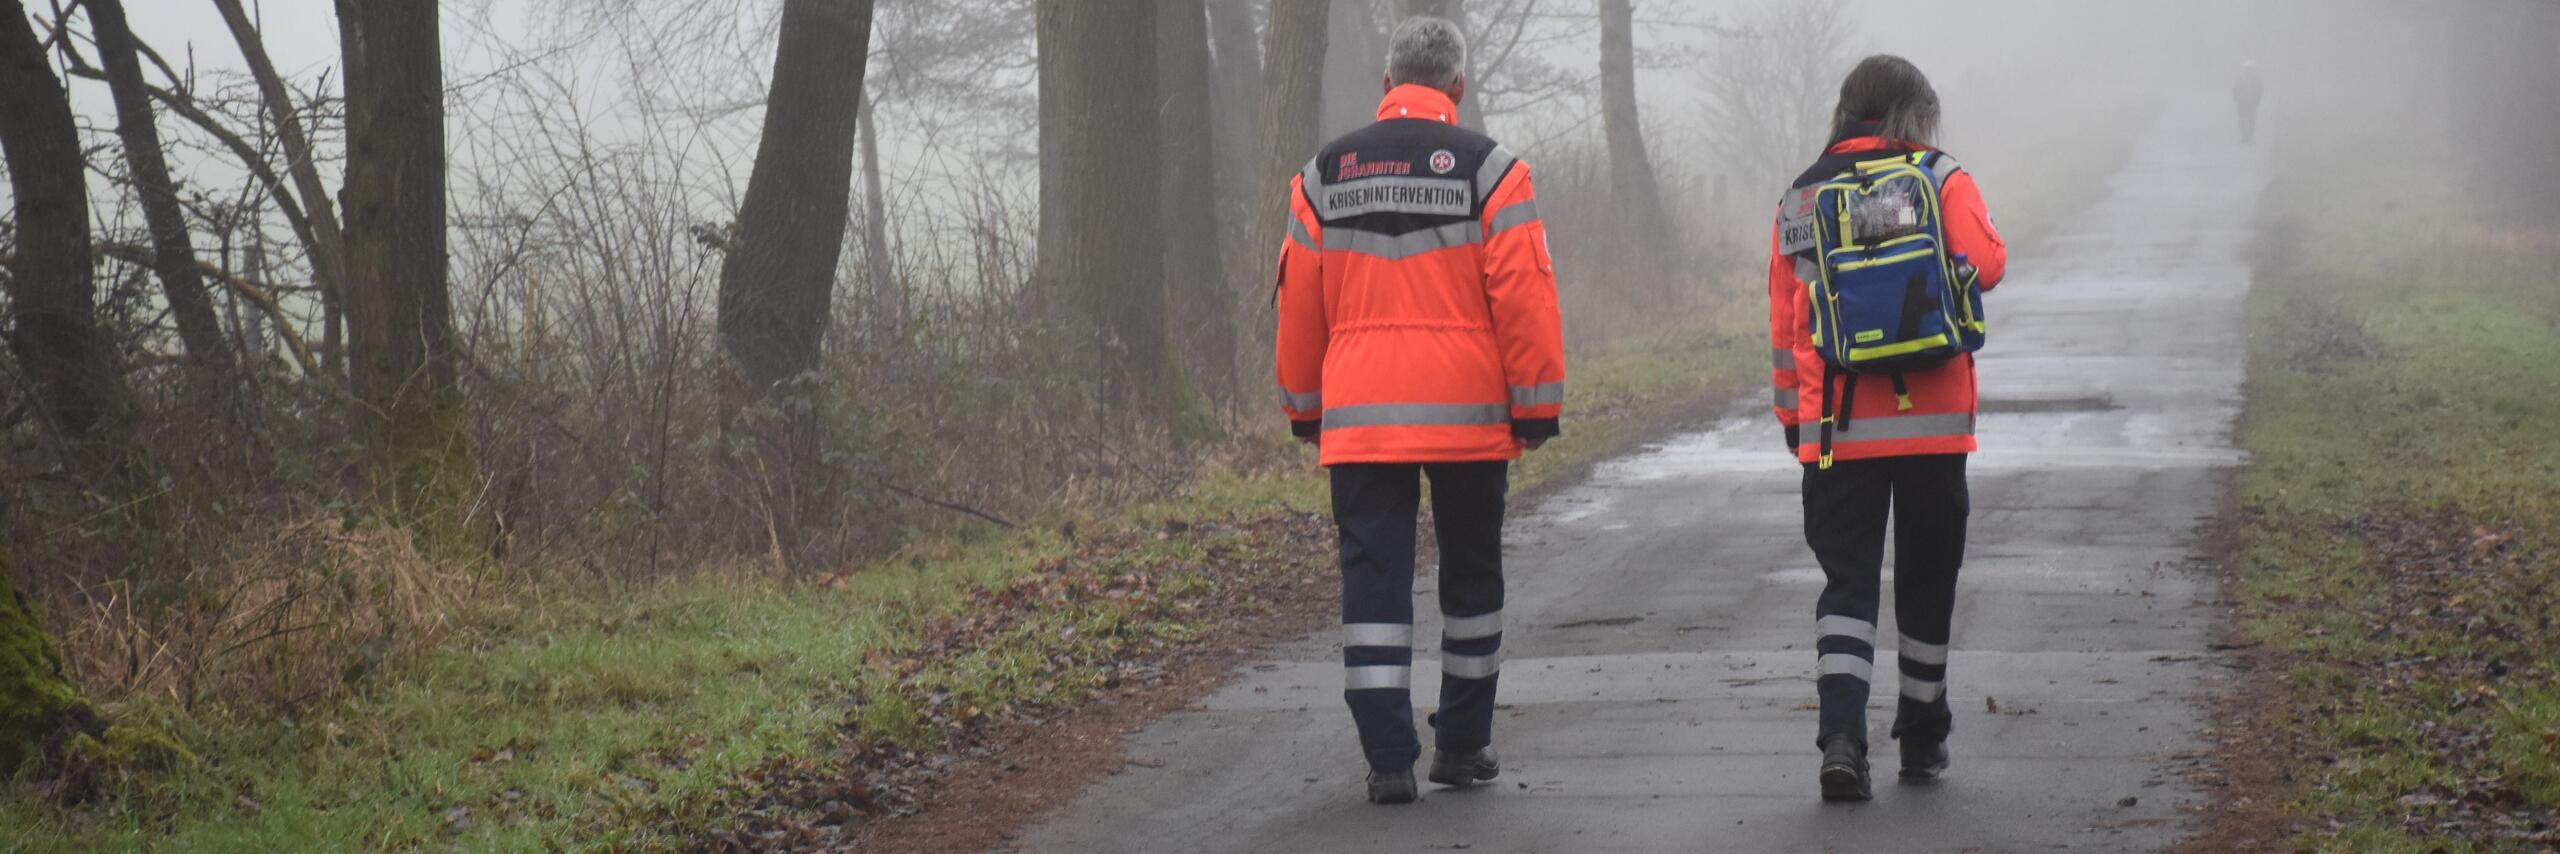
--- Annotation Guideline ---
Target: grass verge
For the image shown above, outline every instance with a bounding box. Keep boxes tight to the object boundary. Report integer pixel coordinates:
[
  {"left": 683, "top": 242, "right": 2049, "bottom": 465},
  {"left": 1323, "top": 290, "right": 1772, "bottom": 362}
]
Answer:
[
  {"left": 2196, "top": 145, "right": 2560, "bottom": 851},
  {"left": 0, "top": 293, "right": 1762, "bottom": 852}
]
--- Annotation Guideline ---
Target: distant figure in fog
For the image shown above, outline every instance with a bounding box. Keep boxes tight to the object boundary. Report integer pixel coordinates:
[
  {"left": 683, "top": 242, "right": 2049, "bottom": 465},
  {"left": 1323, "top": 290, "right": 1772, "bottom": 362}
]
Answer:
[
  {"left": 2234, "top": 61, "right": 2263, "bottom": 144},
  {"left": 1768, "top": 54, "right": 2007, "bottom": 802},
  {"left": 1273, "top": 16, "right": 1565, "bottom": 805}
]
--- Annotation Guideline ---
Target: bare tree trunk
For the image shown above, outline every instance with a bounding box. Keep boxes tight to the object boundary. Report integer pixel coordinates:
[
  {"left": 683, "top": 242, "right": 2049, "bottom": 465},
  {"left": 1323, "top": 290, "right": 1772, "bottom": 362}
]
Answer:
[
  {"left": 858, "top": 88, "right": 898, "bottom": 350},
  {"left": 712, "top": 0, "right": 875, "bottom": 564},
  {"left": 1159, "top": 0, "right": 1236, "bottom": 409},
  {"left": 1319, "top": 0, "right": 1384, "bottom": 139},
  {"left": 717, "top": 0, "right": 874, "bottom": 398},
  {"left": 1207, "top": 0, "right": 1263, "bottom": 231},
  {"left": 0, "top": 0, "right": 113, "bottom": 771},
  {"left": 243, "top": 225, "right": 271, "bottom": 377},
  {"left": 213, "top": 0, "right": 348, "bottom": 375},
  {"left": 1241, "top": 0, "right": 1328, "bottom": 380},
  {"left": 337, "top": 0, "right": 479, "bottom": 553},
  {"left": 323, "top": 299, "right": 344, "bottom": 376},
  {"left": 1207, "top": 0, "right": 1263, "bottom": 366},
  {"left": 91, "top": 0, "right": 236, "bottom": 398},
  {"left": 1598, "top": 0, "right": 1673, "bottom": 284},
  {"left": 1037, "top": 0, "right": 1171, "bottom": 421},
  {"left": 0, "top": 0, "right": 134, "bottom": 458}
]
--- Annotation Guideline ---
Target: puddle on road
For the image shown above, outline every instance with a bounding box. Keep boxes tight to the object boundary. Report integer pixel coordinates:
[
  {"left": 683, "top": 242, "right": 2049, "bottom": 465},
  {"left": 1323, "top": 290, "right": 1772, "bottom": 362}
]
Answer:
[{"left": 1553, "top": 616, "right": 1644, "bottom": 629}]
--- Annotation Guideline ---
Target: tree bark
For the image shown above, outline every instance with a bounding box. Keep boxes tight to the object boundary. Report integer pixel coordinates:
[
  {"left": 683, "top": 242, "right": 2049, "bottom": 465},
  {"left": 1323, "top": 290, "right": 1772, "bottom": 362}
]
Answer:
[
  {"left": 716, "top": 0, "right": 874, "bottom": 400},
  {"left": 1037, "top": 0, "right": 1170, "bottom": 420},
  {"left": 0, "top": 0, "right": 135, "bottom": 456},
  {"left": 90, "top": 0, "right": 237, "bottom": 396},
  {"left": 1598, "top": 0, "right": 1673, "bottom": 281},
  {"left": 1206, "top": 0, "right": 1263, "bottom": 355},
  {"left": 1159, "top": 0, "right": 1236, "bottom": 407},
  {"left": 213, "top": 0, "right": 348, "bottom": 375},
  {"left": 242, "top": 225, "right": 271, "bottom": 376},
  {"left": 337, "top": 0, "right": 479, "bottom": 550},
  {"left": 1206, "top": 0, "right": 1262, "bottom": 238},
  {"left": 1319, "top": 0, "right": 1384, "bottom": 139},
  {"left": 0, "top": 5, "right": 112, "bottom": 771},
  {"left": 712, "top": 0, "right": 875, "bottom": 564},
  {"left": 1241, "top": 0, "right": 1328, "bottom": 378},
  {"left": 858, "top": 88, "right": 898, "bottom": 349}
]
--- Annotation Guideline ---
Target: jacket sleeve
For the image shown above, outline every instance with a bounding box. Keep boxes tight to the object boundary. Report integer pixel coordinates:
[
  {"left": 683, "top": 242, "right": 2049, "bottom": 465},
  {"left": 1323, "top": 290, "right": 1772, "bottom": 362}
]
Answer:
[
  {"left": 1274, "top": 171, "right": 1328, "bottom": 439},
  {"left": 1481, "top": 159, "right": 1565, "bottom": 440},
  {"left": 1767, "top": 219, "right": 1804, "bottom": 432},
  {"left": 1939, "top": 169, "right": 2007, "bottom": 291}
]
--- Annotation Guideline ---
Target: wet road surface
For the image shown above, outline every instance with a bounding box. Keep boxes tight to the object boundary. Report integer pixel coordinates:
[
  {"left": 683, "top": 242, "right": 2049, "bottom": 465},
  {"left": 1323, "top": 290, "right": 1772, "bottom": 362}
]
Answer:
[{"left": 1009, "top": 96, "right": 2269, "bottom": 853}]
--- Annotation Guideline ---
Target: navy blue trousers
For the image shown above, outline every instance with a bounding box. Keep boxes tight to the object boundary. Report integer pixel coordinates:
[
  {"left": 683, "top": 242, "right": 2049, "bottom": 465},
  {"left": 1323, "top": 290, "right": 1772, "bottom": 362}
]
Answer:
[
  {"left": 1803, "top": 454, "right": 1968, "bottom": 748},
  {"left": 1332, "top": 461, "right": 1509, "bottom": 772}
]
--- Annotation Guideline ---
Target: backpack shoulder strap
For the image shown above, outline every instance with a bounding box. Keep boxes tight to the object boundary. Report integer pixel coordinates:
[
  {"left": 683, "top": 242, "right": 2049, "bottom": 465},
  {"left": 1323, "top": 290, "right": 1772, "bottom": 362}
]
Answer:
[{"left": 1915, "top": 150, "right": 1963, "bottom": 187}]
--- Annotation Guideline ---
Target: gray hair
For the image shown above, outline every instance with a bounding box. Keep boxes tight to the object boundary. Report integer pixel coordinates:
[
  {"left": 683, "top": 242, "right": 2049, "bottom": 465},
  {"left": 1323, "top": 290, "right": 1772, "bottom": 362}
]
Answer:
[{"left": 1386, "top": 17, "right": 1467, "bottom": 93}]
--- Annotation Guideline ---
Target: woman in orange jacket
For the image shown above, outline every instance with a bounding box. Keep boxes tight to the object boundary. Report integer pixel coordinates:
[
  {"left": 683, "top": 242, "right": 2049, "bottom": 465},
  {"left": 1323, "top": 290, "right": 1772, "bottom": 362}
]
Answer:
[{"left": 1767, "top": 54, "right": 2007, "bottom": 801}]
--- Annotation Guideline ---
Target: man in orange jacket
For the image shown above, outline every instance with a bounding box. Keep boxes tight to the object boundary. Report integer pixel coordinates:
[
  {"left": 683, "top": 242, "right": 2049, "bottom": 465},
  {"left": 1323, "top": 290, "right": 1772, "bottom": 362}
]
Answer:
[
  {"left": 1274, "top": 16, "right": 1565, "bottom": 805},
  {"left": 1769, "top": 55, "right": 2006, "bottom": 801}
]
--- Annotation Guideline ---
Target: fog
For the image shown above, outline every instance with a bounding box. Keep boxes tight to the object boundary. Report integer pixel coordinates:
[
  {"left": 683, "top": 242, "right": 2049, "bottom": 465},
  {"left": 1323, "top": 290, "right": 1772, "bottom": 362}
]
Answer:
[
  {"left": 1, "top": 0, "right": 2553, "bottom": 544},
  {"left": 0, "top": 0, "right": 2547, "bottom": 468},
  {"left": 2, "top": 2, "right": 2556, "bottom": 844},
  {"left": 36, "top": 2, "right": 2556, "bottom": 272}
]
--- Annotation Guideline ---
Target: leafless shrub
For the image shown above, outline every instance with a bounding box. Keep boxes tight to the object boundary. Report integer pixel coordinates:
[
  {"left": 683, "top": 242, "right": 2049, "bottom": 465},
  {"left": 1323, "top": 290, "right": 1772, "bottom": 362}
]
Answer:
[{"left": 1694, "top": 0, "right": 1855, "bottom": 239}]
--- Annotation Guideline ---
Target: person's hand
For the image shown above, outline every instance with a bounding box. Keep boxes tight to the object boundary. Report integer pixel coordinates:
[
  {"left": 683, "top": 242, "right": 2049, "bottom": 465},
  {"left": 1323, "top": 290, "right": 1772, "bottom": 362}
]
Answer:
[
  {"left": 1517, "top": 436, "right": 1548, "bottom": 452},
  {"left": 1784, "top": 424, "right": 1801, "bottom": 452},
  {"left": 1299, "top": 434, "right": 1320, "bottom": 447}
]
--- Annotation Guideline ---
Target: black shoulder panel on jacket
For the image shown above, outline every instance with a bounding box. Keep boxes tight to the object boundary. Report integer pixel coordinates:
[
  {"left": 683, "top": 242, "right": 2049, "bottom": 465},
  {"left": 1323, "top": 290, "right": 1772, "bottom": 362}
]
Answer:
[{"left": 1307, "top": 120, "right": 1507, "bottom": 237}]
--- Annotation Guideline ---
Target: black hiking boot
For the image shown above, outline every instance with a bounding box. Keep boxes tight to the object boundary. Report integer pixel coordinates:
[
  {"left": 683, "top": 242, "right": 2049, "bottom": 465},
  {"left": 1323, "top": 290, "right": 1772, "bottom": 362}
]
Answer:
[
  {"left": 1899, "top": 737, "right": 1950, "bottom": 780},
  {"left": 1367, "top": 767, "right": 1418, "bottom": 805},
  {"left": 1428, "top": 746, "right": 1500, "bottom": 787},
  {"left": 1818, "top": 734, "right": 1872, "bottom": 802}
]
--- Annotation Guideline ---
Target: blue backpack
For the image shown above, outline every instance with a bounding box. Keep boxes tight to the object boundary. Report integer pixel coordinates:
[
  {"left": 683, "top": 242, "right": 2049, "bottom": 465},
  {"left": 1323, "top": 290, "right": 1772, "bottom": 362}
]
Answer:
[
  {"left": 1781, "top": 150, "right": 1985, "bottom": 375},
  {"left": 1777, "top": 149, "right": 1986, "bottom": 467}
]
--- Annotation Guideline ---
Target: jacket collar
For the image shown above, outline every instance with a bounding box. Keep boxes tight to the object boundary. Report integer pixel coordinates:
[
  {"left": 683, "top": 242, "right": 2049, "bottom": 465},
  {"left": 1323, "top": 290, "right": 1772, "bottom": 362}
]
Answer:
[
  {"left": 1376, "top": 84, "right": 1460, "bottom": 125},
  {"left": 1825, "top": 120, "right": 1936, "bottom": 155}
]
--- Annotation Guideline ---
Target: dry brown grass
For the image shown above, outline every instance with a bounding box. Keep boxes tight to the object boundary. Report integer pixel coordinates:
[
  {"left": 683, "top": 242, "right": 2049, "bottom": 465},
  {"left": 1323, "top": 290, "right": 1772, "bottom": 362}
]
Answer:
[{"left": 45, "top": 510, "right": 485, "bottom": 716}]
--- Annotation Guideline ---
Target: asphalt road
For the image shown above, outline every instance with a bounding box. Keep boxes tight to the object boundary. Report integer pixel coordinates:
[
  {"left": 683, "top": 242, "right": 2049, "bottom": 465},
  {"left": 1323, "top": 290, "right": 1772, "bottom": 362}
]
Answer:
[{"left": 1010, "top": 96, "right": 2269, "bottom": 853}]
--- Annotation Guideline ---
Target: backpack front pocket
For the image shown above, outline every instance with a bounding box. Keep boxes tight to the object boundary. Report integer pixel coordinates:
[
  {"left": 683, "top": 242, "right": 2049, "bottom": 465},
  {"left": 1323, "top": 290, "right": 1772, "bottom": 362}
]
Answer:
[{"left": 1818, "top": 234, "right": 1961, "bottom": 371}]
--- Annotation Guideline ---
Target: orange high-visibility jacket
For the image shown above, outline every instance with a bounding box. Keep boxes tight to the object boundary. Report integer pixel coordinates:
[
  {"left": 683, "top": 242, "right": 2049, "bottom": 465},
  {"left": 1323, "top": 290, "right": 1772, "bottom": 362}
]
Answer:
[
  {"left": 1276, "top": 85, "right": 1565, "bottom": 465},
  {"left": 1768, "top": 132, "right": 2007, "bottom": 464}
]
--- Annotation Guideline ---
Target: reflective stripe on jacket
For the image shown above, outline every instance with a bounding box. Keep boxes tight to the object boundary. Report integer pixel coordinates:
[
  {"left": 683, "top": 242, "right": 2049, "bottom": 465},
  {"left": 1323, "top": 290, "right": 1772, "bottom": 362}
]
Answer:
[
  {"left": 1276, "top": 85, "right": 1565, "bottom": 465},
  {"left": 1768, "top": 131, "right": 2007, "bottom": 464}
]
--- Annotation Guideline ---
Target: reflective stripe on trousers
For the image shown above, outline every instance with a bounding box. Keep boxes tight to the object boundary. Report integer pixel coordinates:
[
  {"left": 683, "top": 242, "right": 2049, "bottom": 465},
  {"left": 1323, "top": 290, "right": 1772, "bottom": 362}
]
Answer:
[
  {"left": 1803, "top": 454, "right": 1968, "bottom": 746},
  {"left": 1334, "top": 460, "right": 1510, "bottom": 771}
]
